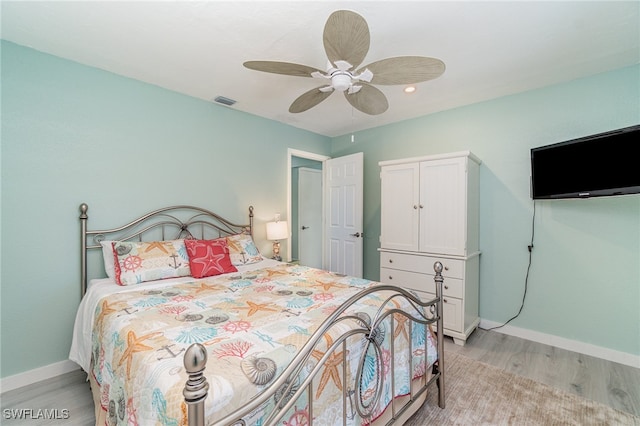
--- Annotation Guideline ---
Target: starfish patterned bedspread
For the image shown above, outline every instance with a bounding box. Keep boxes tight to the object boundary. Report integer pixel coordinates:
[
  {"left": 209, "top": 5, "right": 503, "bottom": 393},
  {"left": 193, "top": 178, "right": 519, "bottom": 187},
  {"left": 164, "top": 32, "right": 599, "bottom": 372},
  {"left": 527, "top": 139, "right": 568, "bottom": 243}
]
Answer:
[{"left": 77, "top": 263, "right": 437, "bottom": 425}]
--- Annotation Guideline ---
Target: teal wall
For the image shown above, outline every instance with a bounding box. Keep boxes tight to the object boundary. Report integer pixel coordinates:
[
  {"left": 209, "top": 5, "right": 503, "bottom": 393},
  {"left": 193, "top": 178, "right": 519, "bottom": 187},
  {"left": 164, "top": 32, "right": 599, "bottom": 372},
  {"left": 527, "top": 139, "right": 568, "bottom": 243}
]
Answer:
[
  {"left": 0, "top": 41, "right": 330, "bottom": 378},
  {"left": 331, "top": 65, "right": 640, "bottom": 357},
  {"left": 1, "top": 40, "right": 638, "bottom": 379}
]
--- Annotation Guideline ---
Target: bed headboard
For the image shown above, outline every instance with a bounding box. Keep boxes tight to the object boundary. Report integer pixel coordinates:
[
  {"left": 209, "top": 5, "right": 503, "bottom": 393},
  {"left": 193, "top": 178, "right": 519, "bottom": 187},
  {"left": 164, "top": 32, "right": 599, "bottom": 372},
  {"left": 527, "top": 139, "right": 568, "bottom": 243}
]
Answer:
[{"left": 79, "top": 203, "right": 254, "bottom": 297}]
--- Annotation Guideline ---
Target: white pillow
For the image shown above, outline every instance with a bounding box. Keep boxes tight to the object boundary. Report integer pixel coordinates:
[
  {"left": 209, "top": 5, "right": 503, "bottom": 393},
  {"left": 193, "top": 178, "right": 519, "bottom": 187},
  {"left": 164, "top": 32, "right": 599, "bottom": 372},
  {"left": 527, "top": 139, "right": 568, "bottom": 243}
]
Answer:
[{"left": 100, "top": 240, "right": 116, "bottom": 279}]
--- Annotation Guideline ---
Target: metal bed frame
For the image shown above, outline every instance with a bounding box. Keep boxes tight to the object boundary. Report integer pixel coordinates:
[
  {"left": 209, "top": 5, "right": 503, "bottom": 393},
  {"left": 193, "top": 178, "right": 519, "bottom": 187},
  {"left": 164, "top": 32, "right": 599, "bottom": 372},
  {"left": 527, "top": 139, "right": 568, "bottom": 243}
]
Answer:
[{"left": 78, "top": 203, "right": 444, "bottom": 426}]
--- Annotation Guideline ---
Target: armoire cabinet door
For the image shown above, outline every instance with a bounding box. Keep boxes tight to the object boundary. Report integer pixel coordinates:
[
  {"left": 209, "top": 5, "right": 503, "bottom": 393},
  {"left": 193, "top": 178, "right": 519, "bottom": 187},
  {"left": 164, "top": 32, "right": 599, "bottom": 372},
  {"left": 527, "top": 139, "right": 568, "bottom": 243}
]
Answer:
[
  {"left": 380, "top": 163, "right": 420, "bottom": 251},
  {"left": 419, "top": 157, "right": 467, "bottom": 256}
]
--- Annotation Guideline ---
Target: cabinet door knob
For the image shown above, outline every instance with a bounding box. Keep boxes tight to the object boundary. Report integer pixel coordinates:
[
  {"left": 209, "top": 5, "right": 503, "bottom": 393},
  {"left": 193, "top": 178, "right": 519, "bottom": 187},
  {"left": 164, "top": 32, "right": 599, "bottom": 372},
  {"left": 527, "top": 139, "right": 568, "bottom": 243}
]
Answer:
[
  {"left": 413, "top": 205, "right": 418, "bottom": 209},
  {"left": 443, "top": 298, "right": 448, "bottom": 303},
  {"left": 388, "top": 276, "right": 393, "bottom": 280},
  {"left": 444, "top": 285, "right": 449, "bottom": 289},
  {"left": 388, "top": 259, "right": 393, "bottom": 263},
  {"left": 419, "top": 204, "right": 424, "bottom": 209}
]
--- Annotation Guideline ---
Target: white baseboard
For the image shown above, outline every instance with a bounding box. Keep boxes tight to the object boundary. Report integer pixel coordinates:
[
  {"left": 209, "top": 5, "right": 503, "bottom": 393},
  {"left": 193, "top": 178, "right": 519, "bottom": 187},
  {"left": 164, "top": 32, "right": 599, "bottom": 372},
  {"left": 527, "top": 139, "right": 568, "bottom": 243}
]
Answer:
[
  {"left": 0, "top": 360, "right": 81, "bottom": 394},
  {"left": 479, "top": 319, "right": 640, "bottom": 369}
]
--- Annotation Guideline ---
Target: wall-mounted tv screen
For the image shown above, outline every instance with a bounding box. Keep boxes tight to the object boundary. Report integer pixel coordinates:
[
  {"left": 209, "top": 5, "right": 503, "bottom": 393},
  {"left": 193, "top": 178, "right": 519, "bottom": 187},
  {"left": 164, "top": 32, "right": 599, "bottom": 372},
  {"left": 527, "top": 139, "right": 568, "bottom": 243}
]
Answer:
[{"left": 530, "top": 125, "right": 640, "bottom": 199}]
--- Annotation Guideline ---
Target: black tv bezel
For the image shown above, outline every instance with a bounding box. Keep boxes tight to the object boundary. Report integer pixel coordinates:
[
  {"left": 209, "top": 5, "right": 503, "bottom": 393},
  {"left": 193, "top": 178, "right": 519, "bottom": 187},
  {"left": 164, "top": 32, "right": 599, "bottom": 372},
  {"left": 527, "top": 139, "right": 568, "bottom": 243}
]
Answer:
[{"left": 530, "top": 125, "right": 640, "bottom": 200}]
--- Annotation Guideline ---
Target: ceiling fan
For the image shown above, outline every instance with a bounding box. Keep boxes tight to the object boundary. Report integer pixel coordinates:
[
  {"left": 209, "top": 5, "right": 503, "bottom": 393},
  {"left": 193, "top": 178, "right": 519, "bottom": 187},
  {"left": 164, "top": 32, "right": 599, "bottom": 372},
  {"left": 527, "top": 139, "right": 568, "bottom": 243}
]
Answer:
[{"left": 243, "top": 10, "right": 445, "bottom": 115}]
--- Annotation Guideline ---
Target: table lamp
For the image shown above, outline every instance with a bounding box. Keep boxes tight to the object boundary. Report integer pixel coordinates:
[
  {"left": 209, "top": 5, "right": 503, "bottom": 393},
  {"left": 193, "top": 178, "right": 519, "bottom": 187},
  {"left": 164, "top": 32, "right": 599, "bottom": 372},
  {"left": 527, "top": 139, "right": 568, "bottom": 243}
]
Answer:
[{"left": 266, "top": 220, "right": 288, "bottom": 261}]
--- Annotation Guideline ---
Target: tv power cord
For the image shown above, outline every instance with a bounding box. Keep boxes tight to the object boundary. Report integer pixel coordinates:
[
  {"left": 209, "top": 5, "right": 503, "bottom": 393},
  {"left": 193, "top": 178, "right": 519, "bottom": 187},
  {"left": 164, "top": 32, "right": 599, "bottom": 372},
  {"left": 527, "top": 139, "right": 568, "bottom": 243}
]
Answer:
[{"left": 482, "top": 201, "right": 536, "bottom": 331}]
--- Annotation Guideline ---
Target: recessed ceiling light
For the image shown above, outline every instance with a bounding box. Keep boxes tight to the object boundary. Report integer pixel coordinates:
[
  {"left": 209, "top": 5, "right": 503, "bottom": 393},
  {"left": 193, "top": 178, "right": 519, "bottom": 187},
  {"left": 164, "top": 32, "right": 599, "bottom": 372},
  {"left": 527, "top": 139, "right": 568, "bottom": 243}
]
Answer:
[{"left": 404, "top": 86, "right": 416, "bottom": 94}]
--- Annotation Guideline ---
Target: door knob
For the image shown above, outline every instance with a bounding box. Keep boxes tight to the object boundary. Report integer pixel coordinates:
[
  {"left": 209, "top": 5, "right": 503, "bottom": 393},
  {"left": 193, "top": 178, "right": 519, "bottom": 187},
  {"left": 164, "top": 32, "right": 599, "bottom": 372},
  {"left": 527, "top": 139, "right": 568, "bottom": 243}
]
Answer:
[
  {"left": 301, "top": 226, "right": 309, "bottom": 230},
  {"left": 350, "top": 232, "right": 361, "bottom": 237}
]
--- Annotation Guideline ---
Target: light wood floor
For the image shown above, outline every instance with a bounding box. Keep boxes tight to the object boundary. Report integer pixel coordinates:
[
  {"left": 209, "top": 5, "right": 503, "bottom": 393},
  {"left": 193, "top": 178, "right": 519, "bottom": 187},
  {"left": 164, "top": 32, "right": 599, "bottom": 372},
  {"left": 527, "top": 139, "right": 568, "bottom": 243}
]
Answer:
[
  {"left": 446, "top": 328, "right": 640, "bottom": 417},
  {"left": 1, "top": 328, "right": 638, "bottom": 425}
]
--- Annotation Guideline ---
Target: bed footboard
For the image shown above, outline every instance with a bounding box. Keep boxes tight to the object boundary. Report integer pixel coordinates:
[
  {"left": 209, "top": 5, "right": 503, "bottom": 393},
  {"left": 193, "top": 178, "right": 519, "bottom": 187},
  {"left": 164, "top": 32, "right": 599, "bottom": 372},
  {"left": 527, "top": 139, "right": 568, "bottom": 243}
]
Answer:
[{"left": 183, "top": 262, "right": 446, "bottom": 426}]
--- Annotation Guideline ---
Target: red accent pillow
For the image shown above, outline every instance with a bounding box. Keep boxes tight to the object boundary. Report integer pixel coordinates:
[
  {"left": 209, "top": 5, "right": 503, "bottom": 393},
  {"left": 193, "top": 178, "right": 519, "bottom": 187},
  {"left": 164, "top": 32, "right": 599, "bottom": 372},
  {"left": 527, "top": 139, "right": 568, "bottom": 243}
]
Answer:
[{"left": 184, "top": 238, "right": 237, "bottom": 279}]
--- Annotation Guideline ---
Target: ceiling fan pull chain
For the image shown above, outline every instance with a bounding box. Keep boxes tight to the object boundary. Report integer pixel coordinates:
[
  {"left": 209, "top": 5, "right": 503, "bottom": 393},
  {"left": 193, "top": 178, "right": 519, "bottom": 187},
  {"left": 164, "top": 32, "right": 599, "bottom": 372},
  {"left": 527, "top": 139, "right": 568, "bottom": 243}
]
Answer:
[{"left": 351, "top": 106, "right": 355, "bottom": 143}]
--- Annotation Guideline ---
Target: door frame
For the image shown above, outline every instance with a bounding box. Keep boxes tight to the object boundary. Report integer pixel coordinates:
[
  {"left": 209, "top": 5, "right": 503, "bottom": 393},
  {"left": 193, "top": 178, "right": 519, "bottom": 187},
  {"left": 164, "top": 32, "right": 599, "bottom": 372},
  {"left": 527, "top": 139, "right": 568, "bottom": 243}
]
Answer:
[{"left": 287, "top": 149, "right": 330, "bottom": 262}]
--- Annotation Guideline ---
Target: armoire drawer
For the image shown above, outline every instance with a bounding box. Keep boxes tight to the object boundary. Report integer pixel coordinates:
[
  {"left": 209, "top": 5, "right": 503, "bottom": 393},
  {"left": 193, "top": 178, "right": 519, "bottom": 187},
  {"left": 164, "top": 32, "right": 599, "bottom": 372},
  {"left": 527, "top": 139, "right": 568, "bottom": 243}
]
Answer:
[
  {"left": 380, "top": 251, "right": 464, "bottom": 279},
  {"left": 380, "top": 267, "right": 463, "bottom": 298}
]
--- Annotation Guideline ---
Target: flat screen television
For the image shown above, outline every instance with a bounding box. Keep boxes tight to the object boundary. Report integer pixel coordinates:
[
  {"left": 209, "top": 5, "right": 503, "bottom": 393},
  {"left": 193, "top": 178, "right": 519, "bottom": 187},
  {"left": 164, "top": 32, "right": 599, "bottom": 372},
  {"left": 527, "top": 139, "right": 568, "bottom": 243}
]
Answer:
[{"left": 530, "top": 125, "right": 640, "bottom": 199}]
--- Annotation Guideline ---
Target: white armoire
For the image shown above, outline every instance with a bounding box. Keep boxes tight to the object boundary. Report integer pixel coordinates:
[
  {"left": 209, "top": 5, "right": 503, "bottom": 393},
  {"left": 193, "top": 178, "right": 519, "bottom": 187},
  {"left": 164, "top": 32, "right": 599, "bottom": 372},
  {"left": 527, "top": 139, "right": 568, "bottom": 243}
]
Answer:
[{"left": 378, "top": 151, "right": 481, "bottom": 345}]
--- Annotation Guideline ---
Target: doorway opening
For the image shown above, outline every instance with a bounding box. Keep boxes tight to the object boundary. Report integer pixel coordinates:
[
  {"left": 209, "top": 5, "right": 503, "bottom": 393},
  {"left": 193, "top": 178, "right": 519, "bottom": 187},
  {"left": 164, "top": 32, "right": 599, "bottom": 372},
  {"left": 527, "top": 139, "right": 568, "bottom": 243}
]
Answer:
[{"left": 287, "top": 149, "right": 329, "bottom": 263}]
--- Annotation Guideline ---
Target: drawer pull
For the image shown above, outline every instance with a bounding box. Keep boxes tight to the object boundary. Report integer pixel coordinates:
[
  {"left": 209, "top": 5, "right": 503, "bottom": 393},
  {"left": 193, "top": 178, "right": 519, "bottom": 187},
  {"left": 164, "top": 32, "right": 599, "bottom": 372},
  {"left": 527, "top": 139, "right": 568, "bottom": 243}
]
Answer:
[
  {"left": 444, "top": 285, "right": 449, "bottom": 290},
  {"left": 443, "top": 298, "right": 448, "bottom": 303},
  {"left": 444, "top": 266, "right": 449, "bottom": 271},
  {"left": 388, "top": 276, "right": 393, "bottom": 280},
  {"left": 388, "top": 259, "right": 393, "bottom": 263}
]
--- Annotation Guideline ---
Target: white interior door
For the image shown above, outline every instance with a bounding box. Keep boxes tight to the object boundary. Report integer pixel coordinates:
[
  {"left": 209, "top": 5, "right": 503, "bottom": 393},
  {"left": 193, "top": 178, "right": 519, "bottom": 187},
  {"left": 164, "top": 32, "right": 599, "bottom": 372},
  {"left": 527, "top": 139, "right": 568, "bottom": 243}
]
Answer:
[
  {"left": 298, "top": 168, "right": 323, "bottom": 268},
  {"left": 324, "top": 152, "right": 364, "bottom": 277}
]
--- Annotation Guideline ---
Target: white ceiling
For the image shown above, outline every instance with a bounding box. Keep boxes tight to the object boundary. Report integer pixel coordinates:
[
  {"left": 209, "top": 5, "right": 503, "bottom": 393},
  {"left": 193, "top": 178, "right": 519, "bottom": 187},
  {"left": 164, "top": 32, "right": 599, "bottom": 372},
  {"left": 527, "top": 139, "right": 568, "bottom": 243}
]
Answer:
[{"left": 2, "top": 1, "right": 639, "bottom": 137}]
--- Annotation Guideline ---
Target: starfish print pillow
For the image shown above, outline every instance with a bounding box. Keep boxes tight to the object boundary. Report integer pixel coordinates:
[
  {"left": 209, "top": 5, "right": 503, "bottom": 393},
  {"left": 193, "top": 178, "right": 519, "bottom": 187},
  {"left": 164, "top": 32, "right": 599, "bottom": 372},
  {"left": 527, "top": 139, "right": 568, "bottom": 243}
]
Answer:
[{"left": 184, "top": 238, "right": 237, "bottom": 278}]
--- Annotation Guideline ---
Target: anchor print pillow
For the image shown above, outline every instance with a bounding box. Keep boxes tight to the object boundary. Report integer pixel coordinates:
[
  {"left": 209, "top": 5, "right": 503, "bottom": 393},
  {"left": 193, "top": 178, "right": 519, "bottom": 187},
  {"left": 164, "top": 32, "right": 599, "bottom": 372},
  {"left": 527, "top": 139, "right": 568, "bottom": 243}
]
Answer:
[
  {"left": 226, "top": 233, "right": 263, "bottom": 266},
  {"left": 112, "top": 240, "right": 191, "bottom": 285},
  {"left": 184, "top": 238, "right": 237, "bottom": 278}
]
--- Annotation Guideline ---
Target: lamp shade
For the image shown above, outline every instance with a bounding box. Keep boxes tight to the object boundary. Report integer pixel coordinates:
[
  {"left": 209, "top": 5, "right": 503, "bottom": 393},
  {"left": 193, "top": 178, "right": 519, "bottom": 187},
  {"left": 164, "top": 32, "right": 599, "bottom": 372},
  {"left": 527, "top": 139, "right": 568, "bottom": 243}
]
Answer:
[{"left": 266, "top": 221, "right": 288, "bottom": 241}]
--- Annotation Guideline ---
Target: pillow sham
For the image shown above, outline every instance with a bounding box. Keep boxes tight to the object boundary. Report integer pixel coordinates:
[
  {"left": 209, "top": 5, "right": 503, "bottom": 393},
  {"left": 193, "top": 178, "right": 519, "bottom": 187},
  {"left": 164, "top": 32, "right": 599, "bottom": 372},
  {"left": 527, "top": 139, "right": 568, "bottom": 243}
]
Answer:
[
  {"left": 113, "top": 240, "right": 191, "bottom": 285},
  {"left": 184, "top": 238, "right": 237, "bottom": 278},
  {"left": 100, "top": 240, "right": 116, "bottom": 279},
  {"left": 226, "top": 233, "right": 263, "bottom": 266}
]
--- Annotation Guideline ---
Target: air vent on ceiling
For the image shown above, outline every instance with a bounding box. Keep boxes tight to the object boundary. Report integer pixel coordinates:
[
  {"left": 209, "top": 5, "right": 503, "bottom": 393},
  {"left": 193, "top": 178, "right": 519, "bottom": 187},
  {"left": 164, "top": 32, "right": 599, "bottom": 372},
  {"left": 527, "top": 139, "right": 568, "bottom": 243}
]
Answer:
[{"left": 214, "top": 96, "right": 236, "bottom": 106}]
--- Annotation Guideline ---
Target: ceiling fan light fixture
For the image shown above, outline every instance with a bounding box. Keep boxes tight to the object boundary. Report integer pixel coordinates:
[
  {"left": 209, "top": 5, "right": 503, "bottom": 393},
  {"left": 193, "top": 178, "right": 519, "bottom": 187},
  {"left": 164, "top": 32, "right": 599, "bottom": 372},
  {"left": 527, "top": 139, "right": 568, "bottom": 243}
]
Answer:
[
  {"left": 332, "top": 73, "right": 352, "bottom": 92},
  {"left": 404, "top": 86, "right": 416, "bottom": 94}
]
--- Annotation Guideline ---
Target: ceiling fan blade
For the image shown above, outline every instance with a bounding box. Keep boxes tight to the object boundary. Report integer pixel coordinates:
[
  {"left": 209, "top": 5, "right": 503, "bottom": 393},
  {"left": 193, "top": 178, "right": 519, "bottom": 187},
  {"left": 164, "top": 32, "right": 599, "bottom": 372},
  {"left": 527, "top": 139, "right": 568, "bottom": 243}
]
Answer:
[
  {"left": 323, "top": 10, "right": 370, "bottom": 69},
  {"left": 243, "top": 61, "right": 322, "bottom": 77},
  {"left": 358, "top": 56, "right": 445, "bottom": 85},
  {"left": 289, "top": 87, "right": 334, "bottom": 113},
  {"left": 344, "top": 83, "right": 388, "bottom": 115}
]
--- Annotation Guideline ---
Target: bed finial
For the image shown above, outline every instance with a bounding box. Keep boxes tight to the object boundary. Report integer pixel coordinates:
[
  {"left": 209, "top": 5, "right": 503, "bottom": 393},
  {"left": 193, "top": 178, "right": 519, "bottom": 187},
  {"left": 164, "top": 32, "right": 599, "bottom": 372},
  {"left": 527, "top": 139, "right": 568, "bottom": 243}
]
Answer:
[
  {"left": 183, "top": 343, "right": 209, "bottom": 426},
  {"left": 80, "top": 203, "right": 88, "bottom": 218},
  {"left": 249, "top": 205, "right": 254, "bottom": 236}
]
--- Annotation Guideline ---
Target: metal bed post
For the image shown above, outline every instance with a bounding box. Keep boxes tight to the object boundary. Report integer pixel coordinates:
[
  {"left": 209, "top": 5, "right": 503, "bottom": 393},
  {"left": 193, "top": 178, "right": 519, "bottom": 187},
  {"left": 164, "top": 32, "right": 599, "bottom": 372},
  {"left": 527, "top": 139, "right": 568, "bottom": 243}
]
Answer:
[
  {"left": 79, "top": 203, "right": 88, "bottom": 298},
  {"left": 434, "top": 261, "right": 446, "bottom": 409},
  {"left": 184, "top": 343, "right": 209, "bottom": 426}
]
